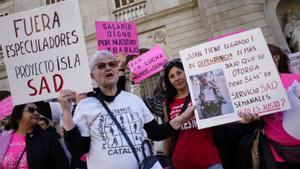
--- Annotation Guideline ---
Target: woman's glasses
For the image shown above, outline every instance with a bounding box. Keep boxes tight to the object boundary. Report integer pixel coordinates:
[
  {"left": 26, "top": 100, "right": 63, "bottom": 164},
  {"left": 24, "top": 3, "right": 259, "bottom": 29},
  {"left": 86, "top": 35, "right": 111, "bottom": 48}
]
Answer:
[
  {"left": 164, "top": 58, "right": 182, "bottom": 69},
  {"left": 95, "top": 61, "right": 118, "bottom": 70},
  {"left": 23, "top": 107, "right": 41, "bottom": 114}
]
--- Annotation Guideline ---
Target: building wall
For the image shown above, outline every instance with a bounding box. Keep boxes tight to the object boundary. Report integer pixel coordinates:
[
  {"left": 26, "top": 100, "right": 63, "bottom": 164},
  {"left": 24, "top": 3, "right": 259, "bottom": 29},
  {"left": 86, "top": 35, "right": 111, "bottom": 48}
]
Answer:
[{"left": 200, "top": 0, "right": 275, "bottom": 43}]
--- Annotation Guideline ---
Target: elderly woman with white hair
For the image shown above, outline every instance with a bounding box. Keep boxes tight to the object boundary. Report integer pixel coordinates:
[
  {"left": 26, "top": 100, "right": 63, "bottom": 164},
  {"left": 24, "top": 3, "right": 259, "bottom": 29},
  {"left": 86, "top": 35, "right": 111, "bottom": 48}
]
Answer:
[{"left": 59, "top": 50, "right": 195, "bottom": 169}]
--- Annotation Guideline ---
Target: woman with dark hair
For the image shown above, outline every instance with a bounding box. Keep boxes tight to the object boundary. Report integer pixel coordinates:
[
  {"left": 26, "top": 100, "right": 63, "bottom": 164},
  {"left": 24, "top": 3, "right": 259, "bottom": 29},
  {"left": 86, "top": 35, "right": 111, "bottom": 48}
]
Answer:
[
  {"left": 144, "top": 74, "right": 166, "bottom": 119},
  {"left": 144, "top": 74, "right": 166, "bottom": 154},
  {"left": 267, "top": 44, "right": 290, "bottom": 73},
  {"left": 0, "top": 102, "right": 70, "bottom": 169},
  {"left": 238, "top": 44, "right": 300, "bottom": 169},
  {"left": 163, "top": 58, "right": 223, "bottom": 169},
  {"left": 262, "top": 44, "right": 300, "bottom": 168}
]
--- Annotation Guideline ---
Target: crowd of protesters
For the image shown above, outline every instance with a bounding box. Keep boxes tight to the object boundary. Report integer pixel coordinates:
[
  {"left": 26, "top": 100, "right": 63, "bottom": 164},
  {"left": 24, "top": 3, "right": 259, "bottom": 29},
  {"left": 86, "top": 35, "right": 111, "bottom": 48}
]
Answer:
[{"left": 0, "top": 43, "right": 300, "bottom": 169}]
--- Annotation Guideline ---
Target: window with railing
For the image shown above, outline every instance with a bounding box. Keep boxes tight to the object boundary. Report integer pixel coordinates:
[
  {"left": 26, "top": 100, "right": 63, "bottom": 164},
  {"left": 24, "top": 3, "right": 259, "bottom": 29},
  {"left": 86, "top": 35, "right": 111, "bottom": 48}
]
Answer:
[
  {"left": 113, "top": 0, "right": 147, "bottom": 21},
  {"left": 45, "top": 0, "right": 64, "bottom": 5},
  {"left": 115, "top": 0, "right": 136, "bottom": 8}
]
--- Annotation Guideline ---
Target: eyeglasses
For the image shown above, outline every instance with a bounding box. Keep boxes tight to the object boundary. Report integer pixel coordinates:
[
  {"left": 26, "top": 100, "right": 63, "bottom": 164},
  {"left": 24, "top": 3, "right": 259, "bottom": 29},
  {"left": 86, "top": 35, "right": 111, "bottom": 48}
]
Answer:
[
  {"left": 23, "top": 107, "right": 41, "bottom": 114},
  {"left": 164, "top": 58, "right": 182, "bottom": 69},
  {"left": 95, "top": 61, "right": 118, "bottom": 70}
]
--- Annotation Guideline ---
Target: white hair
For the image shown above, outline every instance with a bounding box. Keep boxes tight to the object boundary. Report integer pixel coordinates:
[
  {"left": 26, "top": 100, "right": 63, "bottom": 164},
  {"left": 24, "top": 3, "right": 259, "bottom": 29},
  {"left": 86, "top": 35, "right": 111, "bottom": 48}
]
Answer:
[{"left": 89, "top": 50, "right": 115, "bottom": 72}]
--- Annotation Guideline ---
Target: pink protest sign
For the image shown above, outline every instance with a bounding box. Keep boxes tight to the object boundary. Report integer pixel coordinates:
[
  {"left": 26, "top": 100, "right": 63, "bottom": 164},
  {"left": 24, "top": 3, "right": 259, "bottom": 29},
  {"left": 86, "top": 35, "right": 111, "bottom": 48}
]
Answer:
[
  {"left": 95, "top": 21, "right": 139, "bottom": 55},
  {"left": 0, "top": 96, "right": 13, "bottom": 119},
  {"left": 129, "top": 45, "right": 167, "bottom": 83},
  {"left": 280, "top": 74, "right": 300, "bottom": 140},
  {"left": 280, "top": 73, "right": 300, "bottom": 89},
  {"left": 208, "top": 29, "right": 246, "bottom": 41}
]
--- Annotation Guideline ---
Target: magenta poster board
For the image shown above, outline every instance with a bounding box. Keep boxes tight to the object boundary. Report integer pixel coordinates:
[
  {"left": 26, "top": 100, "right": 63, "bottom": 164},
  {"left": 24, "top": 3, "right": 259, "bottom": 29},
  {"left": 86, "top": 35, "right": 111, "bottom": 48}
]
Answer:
[
  {"left": 281, "top": 74, "right": 300, "bottom": 140},
  {"left": 129, "top": 45, "right": 167, "bottom": 83},
  {"left": 95, "top": 21, "right": 139, "bottom": 55},
  {"left": 0, "top": 96, "right": 13, "bottom": 119}
]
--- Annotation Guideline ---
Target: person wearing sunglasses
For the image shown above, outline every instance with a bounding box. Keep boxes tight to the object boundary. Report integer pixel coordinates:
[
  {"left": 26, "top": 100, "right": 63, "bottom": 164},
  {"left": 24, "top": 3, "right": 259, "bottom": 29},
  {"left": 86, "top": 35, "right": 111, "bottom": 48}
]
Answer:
[
  {"left": 59, "top": 50, "right": 196, "bottom": 169},
  {"left": 163, "top": 58, "right": 223, "bottom": 169},
  {"left": 0, "top": 102, "right": 70, "bottom": 169}
]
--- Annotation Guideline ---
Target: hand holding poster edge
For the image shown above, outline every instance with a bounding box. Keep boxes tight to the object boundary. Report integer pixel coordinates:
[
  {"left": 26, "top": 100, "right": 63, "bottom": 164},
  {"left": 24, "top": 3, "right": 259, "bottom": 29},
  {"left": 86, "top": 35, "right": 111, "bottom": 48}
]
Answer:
[{"left": 179, "top": 27, "right": 290, "bottom": 129}]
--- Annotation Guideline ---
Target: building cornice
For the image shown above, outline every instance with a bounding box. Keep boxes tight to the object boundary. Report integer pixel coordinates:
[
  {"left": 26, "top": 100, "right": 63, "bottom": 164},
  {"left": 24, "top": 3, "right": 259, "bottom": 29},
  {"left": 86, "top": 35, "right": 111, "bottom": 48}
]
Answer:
[{"left": 85, "top": 32, "right": 96, "bottom": 42}]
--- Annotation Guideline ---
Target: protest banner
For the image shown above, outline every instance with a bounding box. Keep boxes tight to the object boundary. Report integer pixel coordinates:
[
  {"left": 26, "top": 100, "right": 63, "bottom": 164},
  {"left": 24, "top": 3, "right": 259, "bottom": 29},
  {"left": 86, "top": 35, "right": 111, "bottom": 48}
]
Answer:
[
  {"left": 0, "top": 0, "right": 93, "bottom": 105},
  {"left": 288, "top": 51, "right": 300, "bottom": 73},
  {"left": 128, "top": 45, "right": 167, "bottom": 83},
  {"left": 179, "top": 28, "right": 290, "bottom": 129},
  {"left": 0, "top": 96, "right": 13, "bottom": 120},
  {"left": 95, "top": 21, "right": 139, "bottom": 55}
]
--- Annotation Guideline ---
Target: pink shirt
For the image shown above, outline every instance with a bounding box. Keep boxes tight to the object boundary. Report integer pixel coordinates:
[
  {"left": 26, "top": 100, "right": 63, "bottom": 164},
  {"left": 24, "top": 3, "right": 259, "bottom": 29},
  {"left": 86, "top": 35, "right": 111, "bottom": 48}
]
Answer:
[
  {"left": 263, "top": 74, "right": 300, "bottom": 162},
  {"left": 1, "top": 132, "right": 28, "bottom": 169}
]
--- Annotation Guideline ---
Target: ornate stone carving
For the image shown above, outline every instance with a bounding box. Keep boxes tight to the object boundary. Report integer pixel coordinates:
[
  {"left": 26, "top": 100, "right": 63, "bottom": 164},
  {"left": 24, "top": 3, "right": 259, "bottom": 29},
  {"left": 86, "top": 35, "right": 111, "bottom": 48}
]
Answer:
[
  {"left": 284, "top": 9, "right": 300, "bottom": 52},
  {"left": 153, "top": 31, "right": 166, "bottom": 43}
]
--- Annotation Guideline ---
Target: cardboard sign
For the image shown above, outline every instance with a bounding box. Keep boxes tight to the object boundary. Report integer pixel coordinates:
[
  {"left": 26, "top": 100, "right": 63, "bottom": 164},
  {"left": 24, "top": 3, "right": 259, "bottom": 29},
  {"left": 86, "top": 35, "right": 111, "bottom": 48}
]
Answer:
[
  {"left": 0, "top": 96, "right": 13, "bottom": 119},
  {"left": 288, "top": 51, "right": 300, "bottom": 74},
  {"left": 0, "top": 0, "right": 93, "bottom": 105},
  {"left": 95, "top": 21, "right": 139, "bottom": 55},
  {"left": 179, "top": 28, "right": 290, "bottom": 129},
  {"left": 128, "top": 45, "right": 167, "bottom": 83}
]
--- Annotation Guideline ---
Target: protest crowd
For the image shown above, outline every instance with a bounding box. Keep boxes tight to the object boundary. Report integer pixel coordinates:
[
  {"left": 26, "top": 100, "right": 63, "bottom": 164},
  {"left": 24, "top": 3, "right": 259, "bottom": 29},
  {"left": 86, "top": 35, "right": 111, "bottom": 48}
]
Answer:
[{"left": 1, "top": 1, "right": 300, "bottom": 169}]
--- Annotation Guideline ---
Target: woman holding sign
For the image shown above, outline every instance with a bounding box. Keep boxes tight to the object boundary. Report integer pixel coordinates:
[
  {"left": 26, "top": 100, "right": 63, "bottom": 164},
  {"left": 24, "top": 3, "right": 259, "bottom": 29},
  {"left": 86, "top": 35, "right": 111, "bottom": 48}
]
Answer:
[
  {"left": 0, "top": 102, "right": 70, "bottom": 169},
  {"left": 238, "top": 44, "right": 300, "bottom": 169},
  {"left": 262, "top": 44, "right": 300, "bottom": 168},
  {"left": 59, "top": 50, "right": 196, "bottom": 169},
  {"left": 163, "top": 58, "right": 223, "bottom": 169}
]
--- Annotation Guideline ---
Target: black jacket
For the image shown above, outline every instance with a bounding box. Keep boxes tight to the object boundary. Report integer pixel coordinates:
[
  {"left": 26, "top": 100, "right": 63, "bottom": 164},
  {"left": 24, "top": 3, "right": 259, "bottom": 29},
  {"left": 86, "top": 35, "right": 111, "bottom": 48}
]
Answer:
[{"left": 25, "top": 127, "right": 70, "bottom": 169}]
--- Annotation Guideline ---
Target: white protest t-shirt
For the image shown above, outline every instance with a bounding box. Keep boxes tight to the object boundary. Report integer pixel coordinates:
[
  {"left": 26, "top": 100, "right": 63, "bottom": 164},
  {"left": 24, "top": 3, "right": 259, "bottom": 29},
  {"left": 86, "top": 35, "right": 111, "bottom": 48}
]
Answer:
[{"left": 73, "top": 91, "right": 154, "bottom": 169}]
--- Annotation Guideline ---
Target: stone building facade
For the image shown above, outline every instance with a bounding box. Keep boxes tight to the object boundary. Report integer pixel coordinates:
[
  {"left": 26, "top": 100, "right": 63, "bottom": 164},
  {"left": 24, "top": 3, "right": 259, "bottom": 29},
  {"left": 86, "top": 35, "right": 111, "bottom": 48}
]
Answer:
[{"left": 0, "top": 0, "right": 299, "bottom": 98}]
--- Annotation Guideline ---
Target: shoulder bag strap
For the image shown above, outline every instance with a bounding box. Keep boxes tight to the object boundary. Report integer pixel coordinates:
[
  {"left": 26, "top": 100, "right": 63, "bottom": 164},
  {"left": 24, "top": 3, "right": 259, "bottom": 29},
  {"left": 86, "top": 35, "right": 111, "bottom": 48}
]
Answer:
[
  {"left": 180, "top": 94, "right": 191, "bottom": 114},
  {"left": 95, "top": 94, "right": 141, "bottom": 168},
  {"left": 141, "top": 140, "right": 154, "bottom": 158},
  {"left": 166, "top": 94, "right": 191, "bottom": 120}
]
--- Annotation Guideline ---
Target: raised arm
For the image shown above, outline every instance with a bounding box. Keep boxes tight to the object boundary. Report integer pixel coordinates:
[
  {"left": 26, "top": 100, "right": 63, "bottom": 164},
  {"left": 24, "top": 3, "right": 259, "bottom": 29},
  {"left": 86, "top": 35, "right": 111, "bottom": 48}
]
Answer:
[{"left": 58, "top": 89, "right": 91, "bottom": 158}]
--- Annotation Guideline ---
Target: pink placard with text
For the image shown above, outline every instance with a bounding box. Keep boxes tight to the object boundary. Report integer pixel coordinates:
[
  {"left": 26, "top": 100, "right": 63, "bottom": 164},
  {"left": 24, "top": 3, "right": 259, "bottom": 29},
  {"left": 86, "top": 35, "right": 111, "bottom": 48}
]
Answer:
[
  {"left": 0, "top": 96, "right": 13, "bottom": 119},
  {"left": 129, "top": 45, "right": 167, "bottom": 83},
  {"left": 95, "top": 21, "right": 139, "bottom": 55}
]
